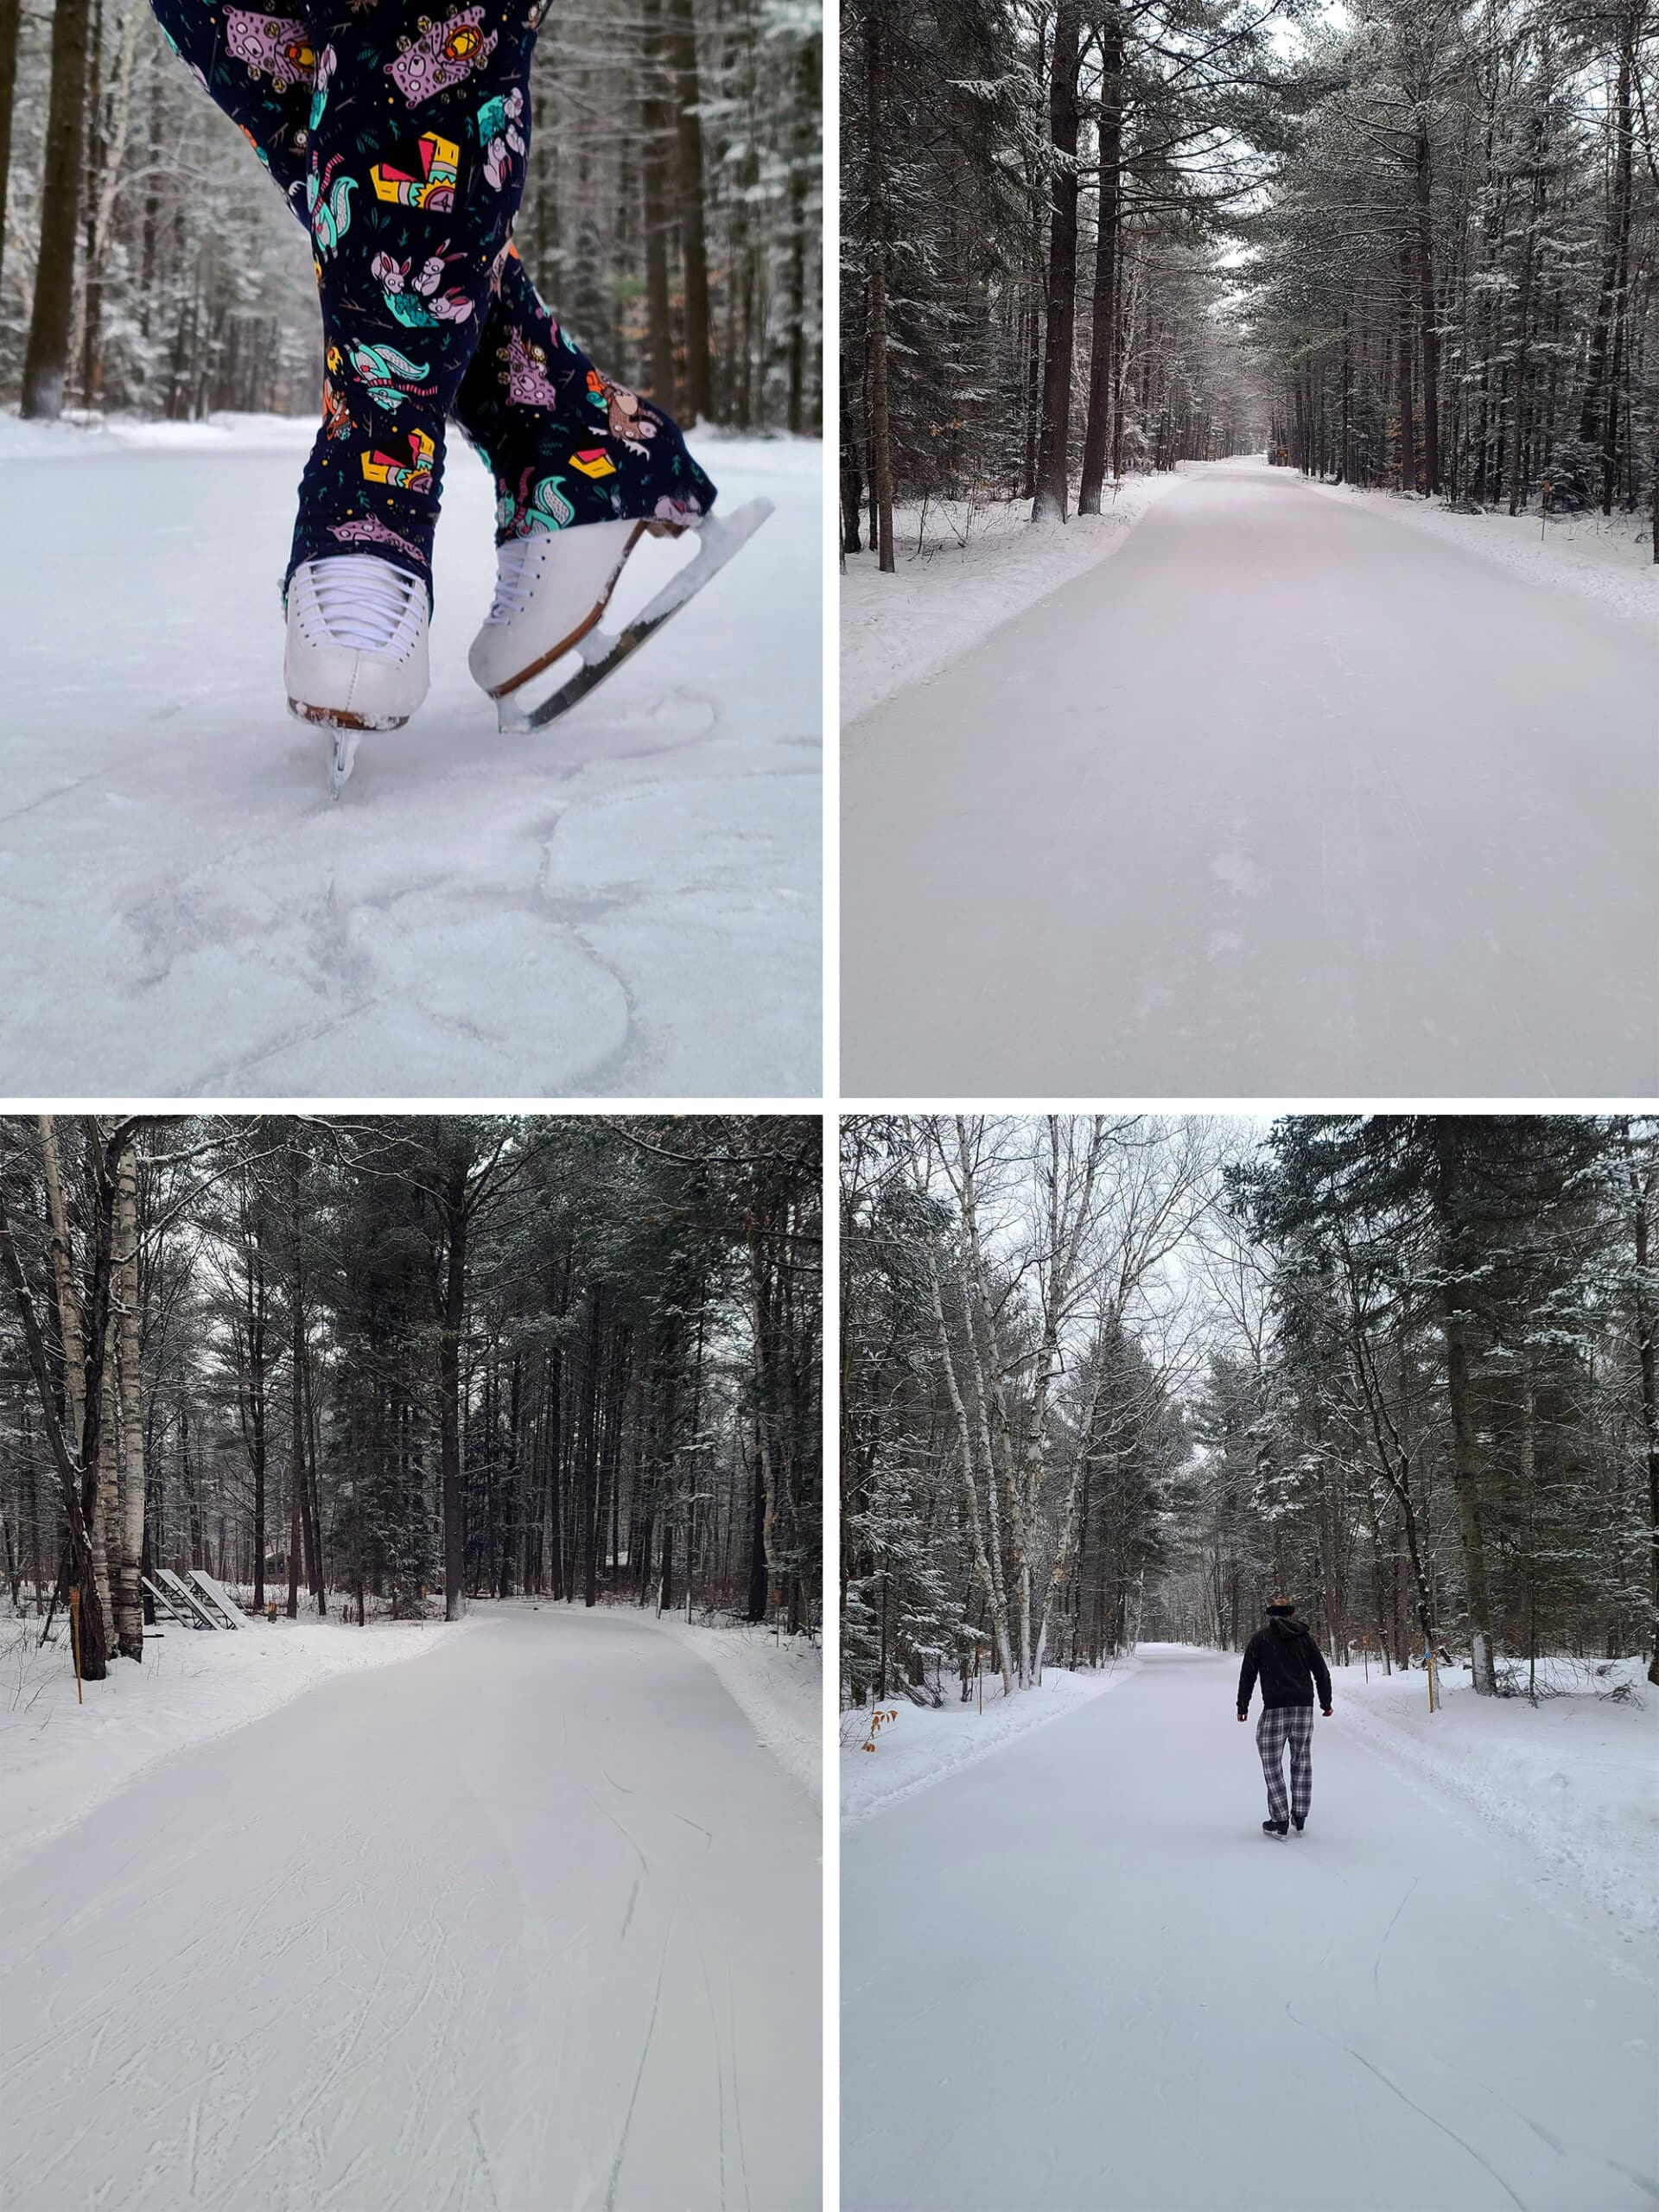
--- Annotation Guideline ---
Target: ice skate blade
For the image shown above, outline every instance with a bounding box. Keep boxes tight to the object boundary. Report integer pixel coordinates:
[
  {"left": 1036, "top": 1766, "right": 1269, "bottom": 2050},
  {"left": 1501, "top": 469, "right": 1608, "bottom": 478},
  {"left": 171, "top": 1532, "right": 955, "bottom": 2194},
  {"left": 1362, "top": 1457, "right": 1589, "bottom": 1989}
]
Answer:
[
  {"left": 329, "top": 731, "right": 359, "bottom": 799},
  {"left": 495, "top": 499, "right": 773, "bottom": 734}
]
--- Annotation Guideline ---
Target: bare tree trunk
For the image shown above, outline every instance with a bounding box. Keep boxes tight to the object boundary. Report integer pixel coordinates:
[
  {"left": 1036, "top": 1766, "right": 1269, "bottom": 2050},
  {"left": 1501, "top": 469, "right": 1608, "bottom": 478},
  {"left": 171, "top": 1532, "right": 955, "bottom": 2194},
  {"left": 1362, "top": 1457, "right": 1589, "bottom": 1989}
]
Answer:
[
  {"left": 21, "top": 0, "right": 93, "bottom": 417},
  {"left": 1433, "top": 1124, "right": 1497, "bottom": 1693},
  {"left": 1625, "top": 1128, "right": 1659, "bottom": 1686},
  {"left": 863, "top": 0, "right": 895, "bottom": 570},
  {"left": 1414, "top": 111, "right": 1440, "bottom": 496},
  {"left": 1031, "top": 0, "right": 1081, "bottom": 523},
  {"left": 1077, "top": 18, "right": 1123, "bottom": 514},
  {"left": 640, "top": 0, "right": 677, "bottom": 406},
  {"left": 112, "top": 1130, "right": 146, "bottom": 1659},
  {"left": 0, "top": 0, "right": 22, "bottom": 296},
  {"left": 667, "top": 0, "right": 712, "bottom": 423}
]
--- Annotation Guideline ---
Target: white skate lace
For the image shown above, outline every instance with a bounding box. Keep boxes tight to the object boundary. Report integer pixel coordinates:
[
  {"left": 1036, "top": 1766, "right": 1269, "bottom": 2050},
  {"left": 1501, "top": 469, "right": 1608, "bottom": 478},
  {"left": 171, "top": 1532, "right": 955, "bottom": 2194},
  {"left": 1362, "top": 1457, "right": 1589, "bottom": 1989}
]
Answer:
[
  {"left": 302, "top": 556, "right": 425, "bottom": 653},
  {"left": 484, "top": 535, "right": 541, "bottom": 626}
]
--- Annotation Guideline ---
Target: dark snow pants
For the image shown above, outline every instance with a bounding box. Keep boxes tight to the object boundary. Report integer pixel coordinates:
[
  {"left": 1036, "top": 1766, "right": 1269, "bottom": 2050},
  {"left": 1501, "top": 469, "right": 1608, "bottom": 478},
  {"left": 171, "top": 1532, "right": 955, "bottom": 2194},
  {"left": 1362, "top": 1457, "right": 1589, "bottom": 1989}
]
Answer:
[
  {"left": 148, "top": 0, "right": 716, "bottom": 596},
  {"left": 1256, "top": 1706, "right": 1313, "bottom": 1823}
]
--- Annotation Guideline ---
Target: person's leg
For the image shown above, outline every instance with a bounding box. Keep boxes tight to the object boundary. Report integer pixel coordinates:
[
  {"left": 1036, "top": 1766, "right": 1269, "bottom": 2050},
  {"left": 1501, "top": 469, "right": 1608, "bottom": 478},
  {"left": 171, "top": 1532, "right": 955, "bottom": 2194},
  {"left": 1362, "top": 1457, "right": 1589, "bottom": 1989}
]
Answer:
[
  {"left": 146, "top": 0, "right": 311, "bottom": 200},
  {"left": 1287, "top": 1708, "right": 1313, "bottom": 1824},
  {"left": 1255, "top": 1708, "right": 1289, "bottom": 1824},
  {"left": 289, "top": 2, "right": 557, "bottom": 599},
  {"left": 147, "top": 0, "right": 715, "bottom": 556},
  {"left": 454, "top": 251, "right": 717, "bottom": 543}
]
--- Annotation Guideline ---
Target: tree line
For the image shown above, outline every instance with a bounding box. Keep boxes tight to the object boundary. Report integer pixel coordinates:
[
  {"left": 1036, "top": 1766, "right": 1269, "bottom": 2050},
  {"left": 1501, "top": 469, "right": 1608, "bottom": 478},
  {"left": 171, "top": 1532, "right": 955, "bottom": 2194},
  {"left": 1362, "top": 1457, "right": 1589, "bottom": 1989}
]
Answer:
[
  {"left": 0, "top": 0, "right": 822, "bottom": 435},
  {"left": 1247, "top": 0, "right": 1657, "bottom": 554},
  {"left": 0, "top": 1115, "right": 822, "bottom": 1683},
  {"left": 841, "top": 1114, "right": 1658, "bottom": 1711},
  {"left": 841, "top": 0, "right": 1274, "bottom": 568}
]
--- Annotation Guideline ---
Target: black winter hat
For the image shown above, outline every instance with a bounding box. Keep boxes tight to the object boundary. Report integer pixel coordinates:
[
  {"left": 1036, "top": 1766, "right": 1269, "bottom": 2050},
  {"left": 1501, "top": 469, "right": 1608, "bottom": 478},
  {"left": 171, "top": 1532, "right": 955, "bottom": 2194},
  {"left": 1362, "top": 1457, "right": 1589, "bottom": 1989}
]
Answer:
[{"left": 1266, "top": 1600, "right": 1295, "bottom": 1617}]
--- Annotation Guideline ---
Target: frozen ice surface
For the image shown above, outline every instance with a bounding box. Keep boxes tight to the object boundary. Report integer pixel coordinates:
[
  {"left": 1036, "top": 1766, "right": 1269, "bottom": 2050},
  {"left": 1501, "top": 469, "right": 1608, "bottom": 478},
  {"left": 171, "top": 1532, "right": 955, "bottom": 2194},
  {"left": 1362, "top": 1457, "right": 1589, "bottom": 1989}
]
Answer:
[
  {"left": 841, "top": 1643, "right": 1659, "bottom": 2212},
  {"left": 841, "top": 458, "right": 1659, "bottom": 1095},
  {"left": 1, "top": 1605, "right": 821, "bottom": 2211},
  {"left": 0, "top": 418, "right": 820, "bottom": 1096}
]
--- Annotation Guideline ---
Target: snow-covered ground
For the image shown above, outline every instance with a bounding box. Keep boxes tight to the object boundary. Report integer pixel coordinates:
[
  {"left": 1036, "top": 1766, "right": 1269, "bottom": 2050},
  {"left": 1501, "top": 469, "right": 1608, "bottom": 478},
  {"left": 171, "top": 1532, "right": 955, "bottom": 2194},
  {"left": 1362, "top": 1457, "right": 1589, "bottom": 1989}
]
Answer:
[
  {"left": 652, "top": 1609, "right": 823, "bottom": 1802},
  {"left": 842, "top": 456, "right": 1659, "bottom": 1096},
  {"left": 0, "top": 1605, "right": 455, "bottom": 1883},
  {"left": 1332, "top": 1653, "right": 1657, "bottom": 1940},
  {"left": 0, "top": 413, "right": 820, "bottom": 1096},
  {"left": 842, "top": 473, "right": 1185, "bottom": 722},
  {"left": 841, "top": 1656, "right": 1139, "bottom": 1826},
  {"left": 842, "top": 1643, "right": 1659, "bottom": 2212},
  {"left": 0, "top": 1603, "right": 820, "bottom": 2211},
  {"left": 1307, "top": 475, "right": 1659, "bottom": 634}
]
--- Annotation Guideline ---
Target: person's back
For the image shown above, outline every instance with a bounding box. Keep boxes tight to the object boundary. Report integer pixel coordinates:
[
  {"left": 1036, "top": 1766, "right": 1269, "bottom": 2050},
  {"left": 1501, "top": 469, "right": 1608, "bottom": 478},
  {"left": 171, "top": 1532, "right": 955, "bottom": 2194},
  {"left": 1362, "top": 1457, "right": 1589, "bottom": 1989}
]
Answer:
[
  {"left": 1239, "top": 1611, "right": 1332, "bottom": 1712},
  {"left": 1236, "top": 1599, "right": 1332, "bottom": 1835}
]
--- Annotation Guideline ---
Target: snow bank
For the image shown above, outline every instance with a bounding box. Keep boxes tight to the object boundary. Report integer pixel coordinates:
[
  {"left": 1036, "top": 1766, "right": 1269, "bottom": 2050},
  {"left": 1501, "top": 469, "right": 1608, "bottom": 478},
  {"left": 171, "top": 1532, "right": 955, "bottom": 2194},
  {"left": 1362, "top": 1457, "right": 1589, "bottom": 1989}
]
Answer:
[
  {"left": 0, "top": 1609, "right": 457, "bottom": 1880},
  {"left": 0, "top": 407, "right": 315, "bottom": 459},
  {"left": 651, "top": 1611, "right": 823, "bottom": 1804},
  {"left": 842, "top": 1655, "right": 1140, "bottom": 1826},
  {"left": 1306, "top": 475, "right": 1659, "bottom": 633},
  {"left": 841, "top": 470, "right": 1189, "bottom": 723},
  {"left": 1332, "top": 1655, "right": 1658, "bottom": 1938}
]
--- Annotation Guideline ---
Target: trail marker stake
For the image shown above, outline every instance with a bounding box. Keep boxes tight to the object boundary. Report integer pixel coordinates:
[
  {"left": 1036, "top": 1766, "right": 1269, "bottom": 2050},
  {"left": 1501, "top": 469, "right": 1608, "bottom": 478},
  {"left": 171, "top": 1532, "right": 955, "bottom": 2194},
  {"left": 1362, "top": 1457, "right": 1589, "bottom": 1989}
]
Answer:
[{"left": 68, "top": 1586, "right": 83, "bottom": 1704}]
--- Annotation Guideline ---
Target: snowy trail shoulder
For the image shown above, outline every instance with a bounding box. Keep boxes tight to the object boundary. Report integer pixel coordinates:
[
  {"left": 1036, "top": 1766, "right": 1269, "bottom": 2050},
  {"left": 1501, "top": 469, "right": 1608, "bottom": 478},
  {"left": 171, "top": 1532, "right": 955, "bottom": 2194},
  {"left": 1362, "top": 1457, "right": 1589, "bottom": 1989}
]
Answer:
[
  {"left": 649, "top": 1610, "right": 823, "bottom": 1803},
  {"left": 842, "top": 470, "right": 1189, "bottom": 723},
  {"left": 842, "top": 1655, "right": 1139, "bottom": 1826},
  {"left": 1304, "top": 474, "right": 1659, "bottom": 635},
  {"left": 0, "top": 1609, "right": 460, "bottom": 1882},
  {"left": 1330, "top": 1656, "right": 1659, "bottom": 1940}
]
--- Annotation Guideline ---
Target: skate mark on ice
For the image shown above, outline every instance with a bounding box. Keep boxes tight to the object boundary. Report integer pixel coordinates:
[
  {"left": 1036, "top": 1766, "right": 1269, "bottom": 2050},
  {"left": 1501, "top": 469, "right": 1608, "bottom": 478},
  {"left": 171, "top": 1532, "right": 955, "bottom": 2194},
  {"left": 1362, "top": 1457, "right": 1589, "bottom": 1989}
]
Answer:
[
  {"left": 693, "top": 1918, "right": 731, "bottom": 2210},
  {"left": 579, "top": 1779, "right": 650, "bottom": 1878},
  {"left": 1605, "top": 2161, "right": 1659, "bottom": 2202},
  {"left": 467, "top": 2109, "right": 501, "bottom": 2211},
  {"left": 1284, "top": 1999, "right": 1529, "bottom": 2210},
  {"left": 602, "top": 1913, "right": 675, "bottom": 2212},
  {"left": 620, "top": 1874, "right": 642, "bottom": 1942},
  {"left": 1372, "top": 1875, "right": 1417, "bottom": 1996}
]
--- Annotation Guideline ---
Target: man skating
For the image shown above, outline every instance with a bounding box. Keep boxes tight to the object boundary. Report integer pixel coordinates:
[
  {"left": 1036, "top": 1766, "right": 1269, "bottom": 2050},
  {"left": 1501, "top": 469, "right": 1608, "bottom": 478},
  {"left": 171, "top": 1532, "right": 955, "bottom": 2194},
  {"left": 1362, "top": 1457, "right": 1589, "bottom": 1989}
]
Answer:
[{"left": 1236, "top": 1597, "right": 1333, "bottom": 1838}]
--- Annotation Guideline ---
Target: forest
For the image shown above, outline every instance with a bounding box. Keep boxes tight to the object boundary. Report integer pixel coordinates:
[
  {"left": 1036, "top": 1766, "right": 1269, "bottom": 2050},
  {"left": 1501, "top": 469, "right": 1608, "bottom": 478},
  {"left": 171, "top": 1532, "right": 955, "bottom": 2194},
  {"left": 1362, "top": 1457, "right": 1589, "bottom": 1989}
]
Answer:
[
  {"left": 0, "top": 0, "right": 822, "bottom": 433},
  {"left": 842, "top": 0, "right": 1657, "bottom": 563},
  {"left": 841, "top": 1113, "right": 1659, "bottom": 1707},
  {"left": 0, "top": 1114, "right": 823, "bottom": 1682}
]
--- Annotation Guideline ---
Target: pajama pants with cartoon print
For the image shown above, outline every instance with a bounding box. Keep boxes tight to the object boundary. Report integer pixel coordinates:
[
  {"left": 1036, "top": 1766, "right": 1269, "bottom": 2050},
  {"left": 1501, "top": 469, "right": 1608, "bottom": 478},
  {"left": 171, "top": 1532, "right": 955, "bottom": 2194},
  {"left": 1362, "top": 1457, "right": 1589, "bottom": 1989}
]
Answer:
[{"left": 148, "top": 0, "right": 716, "bottom": 600}]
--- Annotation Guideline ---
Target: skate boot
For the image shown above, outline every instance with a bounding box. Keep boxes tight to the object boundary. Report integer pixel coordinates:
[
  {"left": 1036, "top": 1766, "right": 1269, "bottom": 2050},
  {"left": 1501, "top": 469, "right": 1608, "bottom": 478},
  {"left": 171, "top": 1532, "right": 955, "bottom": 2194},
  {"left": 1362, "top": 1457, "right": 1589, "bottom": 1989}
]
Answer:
[
  {"left": 468, "top": 518, "right": 658, "bottom": 700},
  {"left": 285, "top": 555, "right": 429, "bottom": 730},
  {"left": 1262, "top": 1819, "right": 1288, "bottom": 1838},
  {"left": 1292, "top": 1815, "right": 1306, "bottom": 1832}
]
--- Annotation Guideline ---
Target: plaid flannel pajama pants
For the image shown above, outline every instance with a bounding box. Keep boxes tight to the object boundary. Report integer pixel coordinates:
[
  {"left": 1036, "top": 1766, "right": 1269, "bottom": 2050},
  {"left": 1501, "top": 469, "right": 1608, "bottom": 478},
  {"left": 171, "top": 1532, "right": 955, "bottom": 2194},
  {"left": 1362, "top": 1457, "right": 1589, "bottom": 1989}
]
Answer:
[{"left": 1256, "top": 1705, "right": 1313, "bottom": 1823}]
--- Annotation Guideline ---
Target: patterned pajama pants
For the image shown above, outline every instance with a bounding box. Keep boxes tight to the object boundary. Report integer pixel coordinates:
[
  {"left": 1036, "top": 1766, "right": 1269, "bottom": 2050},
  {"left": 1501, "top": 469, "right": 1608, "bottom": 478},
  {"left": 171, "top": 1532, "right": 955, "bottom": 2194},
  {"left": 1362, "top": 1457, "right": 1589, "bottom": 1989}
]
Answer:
[
  {"left": 1256, "top": 1706, "right": 1313, "bottom": 1823},
  {"left": 148, "top": 0, "right": 716, "bottom": 598}
]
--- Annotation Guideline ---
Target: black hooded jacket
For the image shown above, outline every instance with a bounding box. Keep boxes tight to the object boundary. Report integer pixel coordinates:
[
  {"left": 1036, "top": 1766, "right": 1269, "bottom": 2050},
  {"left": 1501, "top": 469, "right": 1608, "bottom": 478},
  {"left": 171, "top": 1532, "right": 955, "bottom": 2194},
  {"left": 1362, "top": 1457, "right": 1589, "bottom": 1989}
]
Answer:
[{"left": 1236, "top": 1615, "right": 1332, "bottom": 1715}]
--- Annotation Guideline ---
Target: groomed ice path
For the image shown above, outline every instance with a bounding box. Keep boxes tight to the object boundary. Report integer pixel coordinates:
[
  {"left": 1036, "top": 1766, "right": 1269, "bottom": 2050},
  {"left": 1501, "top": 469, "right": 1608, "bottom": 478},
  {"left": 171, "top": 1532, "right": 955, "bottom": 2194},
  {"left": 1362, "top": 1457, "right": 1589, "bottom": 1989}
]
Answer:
[
  {"left": 1, "top": 1606, "right": 821, "bottom": 2212},
  {"left": 842, "top": 459, "right": 1659, "bottom": 1095},
  {"left": 841, "top": 1645, "right": 1658, "bottom": 2212}
]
